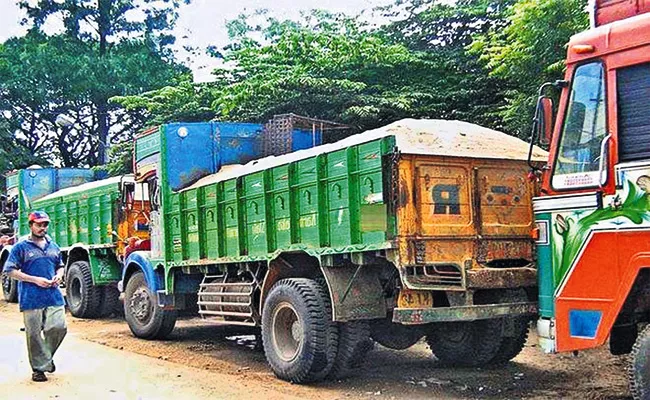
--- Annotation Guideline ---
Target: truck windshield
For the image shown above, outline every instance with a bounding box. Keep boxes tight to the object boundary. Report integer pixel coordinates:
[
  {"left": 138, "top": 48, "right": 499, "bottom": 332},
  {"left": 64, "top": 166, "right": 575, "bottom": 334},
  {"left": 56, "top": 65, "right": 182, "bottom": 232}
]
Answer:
[{"left": 552, "top": 62, "right": 607, "bottom": 188}]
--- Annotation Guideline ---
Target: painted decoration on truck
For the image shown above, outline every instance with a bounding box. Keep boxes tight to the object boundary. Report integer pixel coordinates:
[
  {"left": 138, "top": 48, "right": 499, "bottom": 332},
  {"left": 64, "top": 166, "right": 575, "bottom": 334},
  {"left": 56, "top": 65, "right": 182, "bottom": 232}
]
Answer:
[{"left": 552, "top": 177, "right": 650, "bottom": 290}]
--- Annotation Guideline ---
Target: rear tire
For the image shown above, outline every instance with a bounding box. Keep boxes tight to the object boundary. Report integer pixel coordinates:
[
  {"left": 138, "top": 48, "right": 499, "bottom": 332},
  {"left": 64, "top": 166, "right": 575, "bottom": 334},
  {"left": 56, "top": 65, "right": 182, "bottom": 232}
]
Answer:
[
  {"left": 262, "top": 278, "right": 338, "bottom": 383},
  {"left": 489, "top": 316, "right": 530, "bottom": 364},
  {"left": 628, "top": 325, "right": 650, "bottom": 400},
  {"left": 370, "top": 317, "right": 423, "bottom": 350},
  {"left": 328, "top": 320, "right": 372, "bottom": 379},
  {"left": 489, "top": 290, "right": 531, "bottom": 364},
  {"left": 66, "top": 261, "right": 102, "bottom": 318},
  {"left": 426, "top": 320, "right": 503, "bottom": 367},
  {"left": 124, "top": 272, "right": 176, "bottom": 339},
  {"left": 2, "top": 274, "right": 18, "bottom": 303},
  {"left": 100, "top": 285, "right": 123, "bottom": 318}
]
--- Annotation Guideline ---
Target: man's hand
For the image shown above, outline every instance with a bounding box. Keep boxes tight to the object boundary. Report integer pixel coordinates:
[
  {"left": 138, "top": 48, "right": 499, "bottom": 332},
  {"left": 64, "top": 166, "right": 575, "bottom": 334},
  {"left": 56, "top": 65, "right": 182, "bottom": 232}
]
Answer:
[
  {"left": 31, "top": 276, "right": 53, "bottom": 288},
  {"left": 52, "top": 271, "right": 64, "bottom": 287}
]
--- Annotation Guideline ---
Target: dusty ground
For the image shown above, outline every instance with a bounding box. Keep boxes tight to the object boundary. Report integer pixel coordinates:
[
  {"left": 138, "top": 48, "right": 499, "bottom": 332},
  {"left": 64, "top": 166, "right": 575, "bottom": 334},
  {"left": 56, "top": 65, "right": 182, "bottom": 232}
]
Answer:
[{"left": 0, "top": 300, "right": 632, "bottom": 400}]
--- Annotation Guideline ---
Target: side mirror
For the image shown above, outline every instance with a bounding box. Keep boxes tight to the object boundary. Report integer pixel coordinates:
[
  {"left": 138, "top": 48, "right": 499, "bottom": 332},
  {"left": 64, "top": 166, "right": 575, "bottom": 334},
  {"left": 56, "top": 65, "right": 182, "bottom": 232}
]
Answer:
[{"left": 538, "top": 97, "right": 554, "bottom": 146}]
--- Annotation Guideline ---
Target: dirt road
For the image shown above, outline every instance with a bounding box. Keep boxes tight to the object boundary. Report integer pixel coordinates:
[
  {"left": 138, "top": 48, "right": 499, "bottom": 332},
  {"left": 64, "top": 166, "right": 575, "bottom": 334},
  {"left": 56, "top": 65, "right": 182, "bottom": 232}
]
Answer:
[{"left": 0, "top": 301, "right": 631, "bottom": 399}]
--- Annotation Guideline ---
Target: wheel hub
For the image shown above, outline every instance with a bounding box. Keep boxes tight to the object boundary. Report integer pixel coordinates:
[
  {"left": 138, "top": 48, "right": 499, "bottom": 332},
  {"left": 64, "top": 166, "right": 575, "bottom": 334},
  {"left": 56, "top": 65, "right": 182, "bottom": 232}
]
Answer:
[
  {"left": 130, "top": 287, "right": 152, "bottom": 322},
  {"left": 68, "top": 277, "right": 82, "bottom": 308},
  {"left": 272, "top": 302, "right": 302, "bottom": 362}
]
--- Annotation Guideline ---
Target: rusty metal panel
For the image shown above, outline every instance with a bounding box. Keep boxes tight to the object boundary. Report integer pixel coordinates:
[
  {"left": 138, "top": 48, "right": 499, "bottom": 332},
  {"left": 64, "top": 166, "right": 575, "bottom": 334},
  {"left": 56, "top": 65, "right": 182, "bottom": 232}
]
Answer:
[
  {"left": 392, "top": 302, "right": 538, "bottom": 325},
  {"left": 321, "top": 265, "right": 387, "bottom": 321},
  {"left": 415, "top": 163, "right": 475, "bottom": 237},
  {"left": 466, "top": 266, "right": 537, "bottom": 289},
  {"left": 477, "top": 165, "right": 534, "bottom": 237}
]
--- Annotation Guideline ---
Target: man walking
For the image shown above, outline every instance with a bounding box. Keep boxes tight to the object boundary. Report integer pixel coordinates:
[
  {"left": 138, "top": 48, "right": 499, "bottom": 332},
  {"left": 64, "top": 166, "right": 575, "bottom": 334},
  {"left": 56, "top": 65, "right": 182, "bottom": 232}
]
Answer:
[{"left": 2, "top": 211, "right": 67, "bottom": 382}]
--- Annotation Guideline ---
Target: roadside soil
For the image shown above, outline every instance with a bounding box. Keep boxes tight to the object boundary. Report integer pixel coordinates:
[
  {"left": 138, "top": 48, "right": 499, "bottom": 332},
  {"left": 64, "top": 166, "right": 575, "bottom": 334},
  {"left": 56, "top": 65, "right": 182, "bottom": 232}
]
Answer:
[{"left": 0, "top": 300, "right": 631, "bottom": 399}]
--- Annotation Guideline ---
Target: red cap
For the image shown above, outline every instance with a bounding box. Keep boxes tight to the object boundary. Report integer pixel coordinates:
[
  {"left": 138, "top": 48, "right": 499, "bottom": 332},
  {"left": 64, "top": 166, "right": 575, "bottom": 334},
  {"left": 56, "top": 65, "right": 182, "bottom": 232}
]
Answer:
[{"left": 28, "top": 211, "right": 50, "bottom": 223}]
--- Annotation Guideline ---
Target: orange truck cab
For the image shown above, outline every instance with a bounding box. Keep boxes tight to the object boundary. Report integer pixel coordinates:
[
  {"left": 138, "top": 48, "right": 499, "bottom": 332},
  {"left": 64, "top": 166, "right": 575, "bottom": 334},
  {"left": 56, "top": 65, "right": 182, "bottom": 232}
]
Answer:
[{"left": 530, "top": 1, "right": 650, "bottom": 398}]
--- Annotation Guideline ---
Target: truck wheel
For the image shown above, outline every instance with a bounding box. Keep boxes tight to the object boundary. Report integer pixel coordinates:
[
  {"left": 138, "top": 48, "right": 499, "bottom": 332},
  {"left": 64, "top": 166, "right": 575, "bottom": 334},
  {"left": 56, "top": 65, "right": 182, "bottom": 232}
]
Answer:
[
  {"left": 328, "top": 320, "right": 372, "bottom": 379},
  {"left": 489, "top": 316, "right": 530, "bottom": 364},
  {"left": 426, "top": 320, "right": 503, "bottom": 367},
  {"left": 100, "top": 285, "right": 123, "bottom": 318},
  {"left": 66, "top": 261, "right": 102, "bottom": 318},
  {"left": 2, "top": 274, "right": 18, "bottom": 303},
  {"left": 629, "top": 324, "right": 650, "bottom": 400},
  {"left": 370, "top": 317, "right": 423, "bottom": 350},
  {"left": 262, "top": 278, "right": 338, "bottom": 383},
  {"left": 124, "top": 271, "right": 176, "bottom": 339},
  {"left": 489, "top": 290, "right": 531, "bottom": 364}
]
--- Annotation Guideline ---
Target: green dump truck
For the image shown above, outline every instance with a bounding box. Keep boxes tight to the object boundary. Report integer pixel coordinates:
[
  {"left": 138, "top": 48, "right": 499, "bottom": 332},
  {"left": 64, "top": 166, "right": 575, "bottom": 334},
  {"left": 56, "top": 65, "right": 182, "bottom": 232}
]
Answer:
[
  {"left": 121, "top": 119, "right": 547, "bottom": 382},
  {"left": 1, "top": 167, "right": 97, "bottom": 302},
  {"left": 27, "top": 175, "right": 150, "bottom": 318}
]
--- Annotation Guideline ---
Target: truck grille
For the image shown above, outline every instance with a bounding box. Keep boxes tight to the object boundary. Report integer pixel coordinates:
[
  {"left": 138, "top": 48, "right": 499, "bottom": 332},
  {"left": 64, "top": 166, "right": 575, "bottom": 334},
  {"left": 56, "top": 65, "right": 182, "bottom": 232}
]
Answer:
[{"left": 404, "top": 263, "right": 464, "bottom": 287}]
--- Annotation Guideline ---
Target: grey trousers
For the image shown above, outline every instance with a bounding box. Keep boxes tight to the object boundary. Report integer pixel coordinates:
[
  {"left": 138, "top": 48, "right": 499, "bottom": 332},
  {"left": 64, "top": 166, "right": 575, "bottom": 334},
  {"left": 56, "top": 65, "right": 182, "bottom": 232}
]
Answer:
[{"left": 23, "top": 305, "right": 67, "bottom": 373}]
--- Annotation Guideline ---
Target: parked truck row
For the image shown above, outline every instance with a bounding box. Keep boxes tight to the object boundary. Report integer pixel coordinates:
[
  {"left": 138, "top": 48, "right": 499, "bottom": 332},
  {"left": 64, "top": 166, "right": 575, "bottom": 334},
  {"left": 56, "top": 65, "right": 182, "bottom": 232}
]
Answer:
[{"left": 1, "top": 0, "right": 649, "bottom": 397}]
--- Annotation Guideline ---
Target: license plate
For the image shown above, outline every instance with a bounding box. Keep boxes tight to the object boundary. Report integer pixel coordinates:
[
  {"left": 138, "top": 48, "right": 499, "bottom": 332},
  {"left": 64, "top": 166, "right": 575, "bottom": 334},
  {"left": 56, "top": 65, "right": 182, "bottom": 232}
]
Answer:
[{"left": 398, "top": 289, "right": 433, "bottom": 309}]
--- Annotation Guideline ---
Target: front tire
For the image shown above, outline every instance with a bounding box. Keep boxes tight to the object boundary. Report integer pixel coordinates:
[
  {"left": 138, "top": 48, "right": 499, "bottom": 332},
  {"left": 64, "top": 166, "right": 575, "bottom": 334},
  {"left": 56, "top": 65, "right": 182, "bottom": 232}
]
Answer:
[
  {"left": 124, "top": 271, "right": 176, "bottom": 339},
  {"left": 2, "top": 274, "right": 18, "bottom": 303},
  {"left": 262, "top": 278, "right": 338, "bottom": 383},
  {"left": 66, "top": 261, "right": 102, "bottom": 318},
  {"left": 629, "top": 325, "right": 650, "bottom": 400}
]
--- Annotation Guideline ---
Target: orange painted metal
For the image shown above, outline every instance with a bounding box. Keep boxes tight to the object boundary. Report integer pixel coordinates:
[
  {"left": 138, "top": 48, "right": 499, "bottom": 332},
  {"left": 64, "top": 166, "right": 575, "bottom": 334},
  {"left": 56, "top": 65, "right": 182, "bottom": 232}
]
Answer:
[
  {"left": 555, "top": 230, "right": 650, "bottom": 352},
  {"left": 395, "top": 154, "right": 537, "bottom": 290},
  {"left": 594, "top": 0, "right": 650, "bottom": 27},
  {"left": 116, "top": 200, "right": 151, "bottom": 257}
]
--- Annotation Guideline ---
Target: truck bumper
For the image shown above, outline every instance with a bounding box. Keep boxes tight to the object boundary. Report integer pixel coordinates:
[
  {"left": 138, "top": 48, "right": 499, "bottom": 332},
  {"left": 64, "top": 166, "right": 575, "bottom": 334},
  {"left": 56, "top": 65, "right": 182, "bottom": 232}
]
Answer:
[
  {"left": 537, "top": 318, "right": 557, "bottom": 353},
  {"left": 392, "top": 301, "right": 538, "bottom": 325}
]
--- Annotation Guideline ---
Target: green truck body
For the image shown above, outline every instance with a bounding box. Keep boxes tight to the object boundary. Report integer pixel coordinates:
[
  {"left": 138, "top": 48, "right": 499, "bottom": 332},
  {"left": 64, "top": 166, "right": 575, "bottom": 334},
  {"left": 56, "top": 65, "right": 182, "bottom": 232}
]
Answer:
[{"left": 123, "top": 119, "right": 545, "bottom": 382}]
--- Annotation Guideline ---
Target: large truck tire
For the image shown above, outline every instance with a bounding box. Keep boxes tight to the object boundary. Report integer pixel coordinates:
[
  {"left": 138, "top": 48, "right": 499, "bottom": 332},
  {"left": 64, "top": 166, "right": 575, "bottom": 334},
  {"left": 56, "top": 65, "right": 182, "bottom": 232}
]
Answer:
[
  {"left": 66, "top": 261, "right": 102, "bottom": 318},
  {"left": 489, "top": 290, "right": 531, "bottom": 364},
  {"left": 426, "top": 319, "right": 503, "bottom": 367},
  {"left": 100, "top": 285, "right": 123, "bottom": 318},
  {"left": 370, "top": 317, "right": 423, "bottom": 350},
  {"left": 489, "top": 316, "right": 530, "bottom": 364},
  {"left": 629, "top": 324, "right": 650, "bottom": 400},
  {"left": 124, "top": 271, "right": 176, "bottom": 339},
  {"left": 328, "top": 320, "right": 373, "bottom": 379},
  {"left": 2, "top": 274, "right": 18, "bottom": 303},
  {"left": 262, "top": 278, "right": 338, "bottom": 383}
]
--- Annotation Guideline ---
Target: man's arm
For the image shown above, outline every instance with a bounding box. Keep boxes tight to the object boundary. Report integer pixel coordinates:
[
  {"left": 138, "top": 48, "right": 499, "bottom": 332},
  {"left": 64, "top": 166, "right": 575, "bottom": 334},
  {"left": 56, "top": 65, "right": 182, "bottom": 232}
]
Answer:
[
  {"left": 6, "top": 269, "right": 53, "bottom": 288},
  {"left": 2, "top": 244, "right": 53, "bottom": 288}
]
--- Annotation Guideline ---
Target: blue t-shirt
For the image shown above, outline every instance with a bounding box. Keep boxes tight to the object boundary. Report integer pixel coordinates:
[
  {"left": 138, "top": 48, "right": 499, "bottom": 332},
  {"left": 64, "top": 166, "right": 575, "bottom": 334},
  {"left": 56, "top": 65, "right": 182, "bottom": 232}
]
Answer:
[{"left": 2, "top": 236, "right": 65, "bottom": 311}]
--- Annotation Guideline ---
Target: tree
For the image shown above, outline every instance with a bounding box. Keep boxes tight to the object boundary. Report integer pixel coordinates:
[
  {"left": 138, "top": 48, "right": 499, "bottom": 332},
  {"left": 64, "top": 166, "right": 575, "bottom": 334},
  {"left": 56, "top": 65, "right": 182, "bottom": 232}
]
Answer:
[
  {"left": 4, "top": 0, "right": 191, "bottom": 166},
  {"left": 469, "top": 0, "right": 589, "bottom": 137},
  {"left": 0, "top": 119, "right": 42, "bottom": 175}
]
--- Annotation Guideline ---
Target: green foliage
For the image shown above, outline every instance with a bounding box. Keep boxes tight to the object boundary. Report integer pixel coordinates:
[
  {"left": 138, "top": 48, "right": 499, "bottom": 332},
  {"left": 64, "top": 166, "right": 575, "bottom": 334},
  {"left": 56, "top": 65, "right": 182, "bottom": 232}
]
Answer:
[
  {"left": 0, "top": 119, "right": 42, "bottom": 175},
  {"left": 110, "top": 74, "right": 216, "bottom": 125},
  {"left": 0, "top": 0, "right": 190, "bottom": 169},
  {"left": 94, "top": 140, "right": 134, "bottom": 177},
  {"left": 470, "top": 0, "right": 589, "bottom": 137}
]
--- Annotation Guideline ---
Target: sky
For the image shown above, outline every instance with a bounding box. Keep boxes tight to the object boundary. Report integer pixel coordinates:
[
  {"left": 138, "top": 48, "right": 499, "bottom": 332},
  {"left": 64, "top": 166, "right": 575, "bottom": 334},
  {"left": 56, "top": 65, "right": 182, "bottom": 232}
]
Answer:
[{"left": 0, "top": 0, "right": 392, "bottom": 82}]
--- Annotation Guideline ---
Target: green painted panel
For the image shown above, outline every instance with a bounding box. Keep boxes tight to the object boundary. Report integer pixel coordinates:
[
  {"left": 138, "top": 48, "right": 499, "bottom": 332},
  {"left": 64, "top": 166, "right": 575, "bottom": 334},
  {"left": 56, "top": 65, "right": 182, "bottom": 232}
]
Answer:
[
  {"left": 182, "top": 189, "right": 200, "bottom": 261},
  {"left": 89, "top": 197, "right": 101, "bottom": 244},
  {"left": 67, "top": 201, "right": 78, "bottom": 245},
  {"left": 89, "top": 251, "right": 122, "bottom": 285},
  {"left": 220, "top": 180, "right": 241, "bottom": 257},
  {"left": 536, "top": 213, "right": 554, "bottom": 318},
  {"left": 100, "top": 194, "right": 112, "bottom": 244},
  {"left": 135, "top": 130, "right": 161, "bottom": 161},
  {"left": 78, "top": 200, "right": 89, "bottom": 243},
  {"left": 55, "top": 203, "right": 68, "bottom": 247}
]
